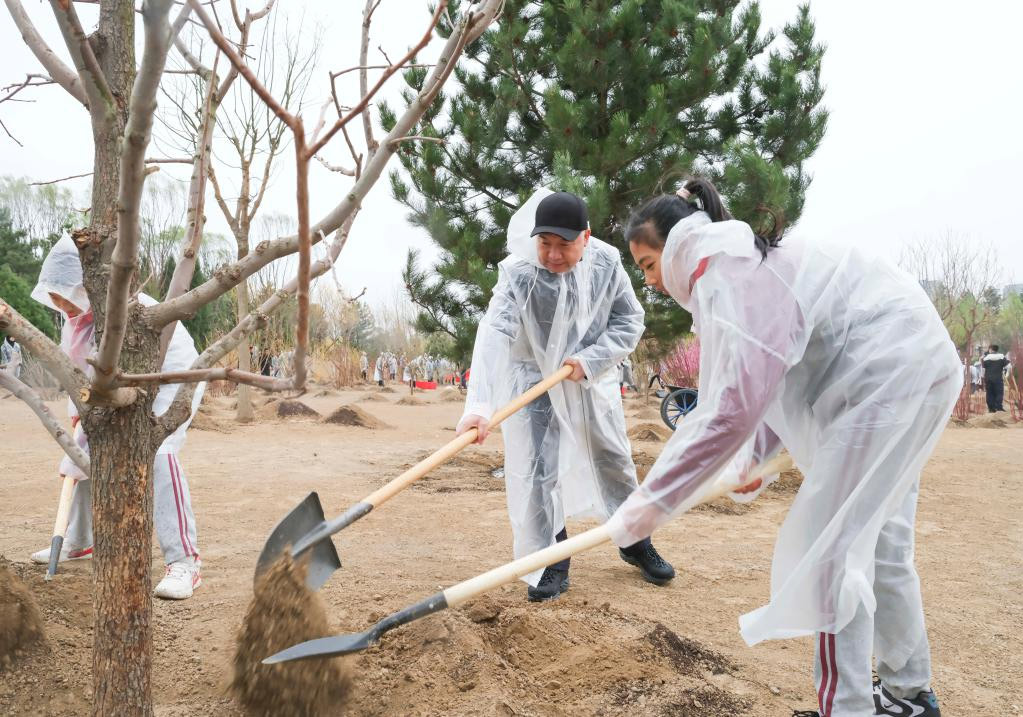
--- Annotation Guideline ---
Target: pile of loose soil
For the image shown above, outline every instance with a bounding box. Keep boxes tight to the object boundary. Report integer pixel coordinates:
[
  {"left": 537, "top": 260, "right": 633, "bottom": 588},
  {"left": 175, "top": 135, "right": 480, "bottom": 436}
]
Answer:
[
  {"left": 395, "top": 395, "right": 425, "bottom": 406},
  {"left": 378, "top": 386, "right": 396, "bottom": 394},
  {"left": 0, "top": 561, "right": 93, "bottom": 715},
  {"left": 628, "top": 422, "right": 671, "bottom": 442},
  {"left": 438, "top": 388, "right": 465, "bottom": 403},
  {"left": 190, "top": 411, "right": 231, "bottom": 433},
  {"left": 356, "top": 393, "right": 387, "bottom": 403},
  {"left": 257, "top": 400, "right": 320, "bottom": 421},
  {"left": 0, "top": 558, "right": 45, "bottom": 663},
  {"left": 231, "top": 555, "right": 351, "bottom": 716},
  {"left": 629, "top": 406, "right": 662, "bottom": 421},
  {"left": 322, "top": 405, "right": 390, "bottom": 429},
  {"left": 967, "top": 411, "right": 1012, "bottom": 428},
  {"left": 344, "top": 592, "right": 753, "bottom": 716},
  {"left": 403, "top": 449, "right": 505, "bottom": 493}
]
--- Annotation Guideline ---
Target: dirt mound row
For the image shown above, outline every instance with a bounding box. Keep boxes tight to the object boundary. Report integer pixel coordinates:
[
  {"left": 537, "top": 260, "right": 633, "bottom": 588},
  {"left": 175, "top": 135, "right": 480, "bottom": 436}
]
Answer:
[
  {"left": 395, "top": 395, "right": 425, "bottom": 406},
  {"left": 966, "top": 411, "right": 1014, "bottom": 428},
  {"left": 257, "top": 400, "right": 319, "bottom": 421},
  {"left": 628, "top": 422, "right": 671, "bottom": 442},
  {"left": 345, "top": 593, "right": 752, "bottom": 716},
  {"left": 322, "top": 404, "right": 390, "bottom": 429},
  {"left": 356, "top": 393, "right": 387, "bottom": 403}
]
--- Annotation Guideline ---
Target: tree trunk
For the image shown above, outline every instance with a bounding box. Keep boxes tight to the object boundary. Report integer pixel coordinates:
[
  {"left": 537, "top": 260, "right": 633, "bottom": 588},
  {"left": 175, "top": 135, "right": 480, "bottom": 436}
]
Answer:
[
  {"left": 235, "top": 279, "right": 255, "bottom": 422},
  {"left": 88, "top": 407, "right": 159, "bottom": 716}
]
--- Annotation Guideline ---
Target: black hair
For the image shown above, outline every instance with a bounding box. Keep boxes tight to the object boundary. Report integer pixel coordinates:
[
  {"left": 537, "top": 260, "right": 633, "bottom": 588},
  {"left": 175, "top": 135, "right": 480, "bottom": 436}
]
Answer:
[
  {"left": 990, "top": 344, "right": 1000, "bottom": 352},
  {"left": 625, "top": 177, "right": 781, "bottom": 260}
]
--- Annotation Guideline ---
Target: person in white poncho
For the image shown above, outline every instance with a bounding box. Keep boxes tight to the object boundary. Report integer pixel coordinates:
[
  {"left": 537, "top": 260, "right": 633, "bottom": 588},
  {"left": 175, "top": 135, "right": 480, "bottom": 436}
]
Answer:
[
  {"left": 27, "top": 235, "right": 206, "bottom": 600},
  {"left": 608, "top": 180, "right": 956, "bottom": 717},
  {"left": 457, "top": 189, "right": 675, "bottom": 603}
]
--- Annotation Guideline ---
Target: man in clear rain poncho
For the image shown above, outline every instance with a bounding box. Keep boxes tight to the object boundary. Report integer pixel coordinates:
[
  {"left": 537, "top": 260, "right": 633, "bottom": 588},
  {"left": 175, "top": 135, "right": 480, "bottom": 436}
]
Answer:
[
  {"left": 457, "top": 189, "right": 675, "bottom": 602},
  {"left": 609, "top": 180, "right": 959, "bottom": 717},
  {"left": 28, "top": 235, "right": 206, "bottom": 600}
]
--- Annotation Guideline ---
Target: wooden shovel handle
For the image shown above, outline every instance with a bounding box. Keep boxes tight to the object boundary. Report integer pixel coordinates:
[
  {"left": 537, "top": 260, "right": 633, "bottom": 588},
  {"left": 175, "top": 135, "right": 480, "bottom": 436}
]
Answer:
[
  {"left": 443, "top": 452, "right": 796, "bottom": 607},
  {"left": 51, "top": 476, "right": 76, "bottom": 540},
  {"left": 362, "top": 365, "right": 575, "bottom": 508}
]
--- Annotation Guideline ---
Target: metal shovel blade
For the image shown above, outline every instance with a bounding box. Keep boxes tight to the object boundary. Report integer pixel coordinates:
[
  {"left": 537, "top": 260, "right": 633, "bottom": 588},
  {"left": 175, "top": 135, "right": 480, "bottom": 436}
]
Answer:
[
  {"left": 263, "top": 630, "right": 378, "bottom": 664},
  {"left": 254, "top": 492, "right": 341, "bottom": 591}
]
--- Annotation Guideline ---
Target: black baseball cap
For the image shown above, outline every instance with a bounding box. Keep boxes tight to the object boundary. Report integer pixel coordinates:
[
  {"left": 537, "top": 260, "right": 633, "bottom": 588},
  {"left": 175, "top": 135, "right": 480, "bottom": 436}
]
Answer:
[{"left": 530, "top": 191, "right": 588, "bottom": 241}]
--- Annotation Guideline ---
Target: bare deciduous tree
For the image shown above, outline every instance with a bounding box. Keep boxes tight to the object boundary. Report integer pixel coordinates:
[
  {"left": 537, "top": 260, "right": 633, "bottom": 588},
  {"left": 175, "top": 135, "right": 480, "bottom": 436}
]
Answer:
[{"left": 0, "top": 0, "right": 504, "bottom": 713}]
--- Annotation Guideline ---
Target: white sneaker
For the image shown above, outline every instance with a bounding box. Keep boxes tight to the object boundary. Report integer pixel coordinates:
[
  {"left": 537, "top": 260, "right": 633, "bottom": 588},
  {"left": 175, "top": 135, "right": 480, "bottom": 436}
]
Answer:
[
  {"left": 30, "top": 544, "right": 93, "bottom": 564},
  {"left": 154, "top": 556, "right": 202, "bottom": 600}
]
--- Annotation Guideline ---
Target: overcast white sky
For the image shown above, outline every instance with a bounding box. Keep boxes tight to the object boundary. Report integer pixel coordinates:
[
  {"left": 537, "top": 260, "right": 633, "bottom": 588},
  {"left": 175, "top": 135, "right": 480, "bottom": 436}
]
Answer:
[{"left": 2, "top": 1, "right": 1021, "bottom": 310}]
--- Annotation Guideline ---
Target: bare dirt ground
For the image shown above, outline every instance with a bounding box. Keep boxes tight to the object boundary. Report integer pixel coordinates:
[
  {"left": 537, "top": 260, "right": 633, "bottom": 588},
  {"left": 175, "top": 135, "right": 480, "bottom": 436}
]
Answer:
[{"left": 1, "top": 385, "right": 1020, "bottom": 715}]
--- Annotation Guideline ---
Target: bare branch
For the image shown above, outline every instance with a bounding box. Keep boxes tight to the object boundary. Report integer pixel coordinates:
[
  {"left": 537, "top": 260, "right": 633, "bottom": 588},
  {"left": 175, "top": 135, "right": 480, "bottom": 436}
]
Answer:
[
  {"left": 308, "top": 0, "right": 446, "bottom": 159},
  {"left": 0, "top": 370, "right": 90, "bottom": 475},
  {"left": 0, "top": 117, "right": 23, "bottom": 146},
  {"left": 30, "top": 171, "right": 94, "bottom": 186},
  {"left": 119, "top": 365, "right": 290, "bottom": 391},
  {"left": 389, "top": 134, "right": 445, "bottom": 147},
  {"left": 3, "top": 0, "right": 89, "bottom": 107},
  {"left": 146, "top": 0, "right": 504, "bottom": 328},
  {"left": 158, "top": 51, "right": 221, "bottom": 363},
  {"left": 144, "top": 157, "right": 193, "bottom": 164},
  {"left": 330, "top": 62, "right": 433, "bottom": 79},
  {"left": 48, "top": 0, "right": 116, "bottom": 116},
  {"left": 0, "top": 73, "right": 56, "bottom": 104},
  {"left": 314, "top": 153, "right": 355, "bottom": 176},
  {"left": 91, "top": 0, "right": 176, "bottom": 395},
  {"left": 187, "top": 0, "right": 297, "bottom": 132},
  {"left": 0, "top": 299, "right": 89, "bottom": 415}
]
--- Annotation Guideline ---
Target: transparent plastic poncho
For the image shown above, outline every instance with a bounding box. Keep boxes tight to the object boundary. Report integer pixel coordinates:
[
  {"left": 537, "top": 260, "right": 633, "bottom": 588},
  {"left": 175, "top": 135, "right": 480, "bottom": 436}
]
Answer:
[
  {"left": 31, "top": 235, "right": 205, "bottom": 479},
  {"left": 606, "top": 212, "right": 961, "bottom": 651},
  {"left": 462, "top": 188, "right": 646, "bottom": 585}
]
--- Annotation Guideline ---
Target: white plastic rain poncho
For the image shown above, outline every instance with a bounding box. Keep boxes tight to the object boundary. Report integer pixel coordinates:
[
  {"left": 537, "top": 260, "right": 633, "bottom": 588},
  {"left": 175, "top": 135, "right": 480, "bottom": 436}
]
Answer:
[
  {"left": 462, "top": 188, "right": 646, "bottom": 585},
  {"left": 606, "top": 211, "right": 961, "bottom": 649},
  {"left": 31, "top": 235, "right": 205, "bottom": 480}
]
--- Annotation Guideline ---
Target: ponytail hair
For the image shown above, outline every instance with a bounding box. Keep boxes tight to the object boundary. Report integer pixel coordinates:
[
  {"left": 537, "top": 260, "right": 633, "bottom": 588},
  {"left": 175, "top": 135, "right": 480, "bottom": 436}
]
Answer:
[{"left": 626, "top": 177, "right": 783, "bottom": 260}]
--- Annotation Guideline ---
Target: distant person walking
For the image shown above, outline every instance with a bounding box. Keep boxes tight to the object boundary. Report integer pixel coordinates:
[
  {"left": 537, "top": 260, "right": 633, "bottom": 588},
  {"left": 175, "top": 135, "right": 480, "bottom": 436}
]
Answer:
[
  {"left": 981, "top": 345, "right": 1012, "bottom": 412},
  {"left": 1, "top": 336, "right": 23, "bottom": 378}
]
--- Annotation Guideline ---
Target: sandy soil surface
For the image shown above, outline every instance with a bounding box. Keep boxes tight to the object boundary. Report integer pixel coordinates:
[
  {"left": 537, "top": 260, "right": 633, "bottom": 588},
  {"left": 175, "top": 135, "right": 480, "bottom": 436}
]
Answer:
[{"left": 0, "top": 385, "right": 1020, "bottom": 715}]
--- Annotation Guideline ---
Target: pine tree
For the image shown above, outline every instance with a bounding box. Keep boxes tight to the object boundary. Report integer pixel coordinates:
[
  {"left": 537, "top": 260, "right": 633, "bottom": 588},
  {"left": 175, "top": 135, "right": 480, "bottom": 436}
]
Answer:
[{"left": 389, "top": 0, "right": 827, "bottom": 362}]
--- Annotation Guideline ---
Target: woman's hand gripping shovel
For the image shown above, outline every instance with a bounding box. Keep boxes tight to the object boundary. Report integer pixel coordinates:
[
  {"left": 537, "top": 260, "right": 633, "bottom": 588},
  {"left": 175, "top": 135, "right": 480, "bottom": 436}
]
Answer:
[
  {"left": 254, "top": 365, "right": 576, "bottom": 592},
  {"left": 263, "top": 452, "right": 795, "bottom": 663}
]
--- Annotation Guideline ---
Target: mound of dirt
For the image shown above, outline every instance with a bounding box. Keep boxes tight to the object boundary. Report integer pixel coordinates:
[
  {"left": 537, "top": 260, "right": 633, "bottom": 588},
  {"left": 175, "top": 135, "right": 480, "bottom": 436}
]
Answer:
[
  {"left": 189, "top": 411, "right": 230, "bottom": 433},
  {"left": 396, "top": 395, "right": 425, "bottom": 406},
  {"left": 967, "top": 411, "right": 1012, "bottom": 428},
  {"left": 0, "top": 558, "right": 45, "bottom": 663},
  {"left": 345, "top": 594, "right": 751, "bottom": 716},
  {"left": 438, "top": 389, "right": 465, "bottom": 403},
  {"left": 403, "top": 450, "right": 505, "bottom": 493},
  {"left": 628, "top": 422, "right": 671, "bottom": 442},
  {"left": 323, "top": 404, "right": 390, "bottom": 429},
  {"left": 629, "top": 406, "right": 662, "bottom": 421},
  {"left": 378, "top": 386, "right": 397, "bottom": 394},
  {"left": 232, "top": 555, "right": 351, "bottom": 716},
  {"left": 357, "top": 393, "right": 387, "bottom": 402},
  {"left": 258, "top": 400, "right": 319, "bottom": 421}
]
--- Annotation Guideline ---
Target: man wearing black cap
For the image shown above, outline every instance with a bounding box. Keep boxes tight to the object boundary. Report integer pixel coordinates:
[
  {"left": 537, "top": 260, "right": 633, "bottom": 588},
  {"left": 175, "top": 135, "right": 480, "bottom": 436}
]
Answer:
[{"left": 457, "top": 189, "right": 676, "bottom": 602}]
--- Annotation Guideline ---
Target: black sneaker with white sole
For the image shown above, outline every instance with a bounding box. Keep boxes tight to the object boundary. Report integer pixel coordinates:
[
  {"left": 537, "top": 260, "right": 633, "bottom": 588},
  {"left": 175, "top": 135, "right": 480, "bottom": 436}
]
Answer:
[
  {"left": 619, "top": 539, "right": 675, "bottom": 585},
  {"left": 526, "top": 566, "right": 570, "bottom": 602},
  {"left": 873, "top": 677, "right": 941, "bottom": 716}
]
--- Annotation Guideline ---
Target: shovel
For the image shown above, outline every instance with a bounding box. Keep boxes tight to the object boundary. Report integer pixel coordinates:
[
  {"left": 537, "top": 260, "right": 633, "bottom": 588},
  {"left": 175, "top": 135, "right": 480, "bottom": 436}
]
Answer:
[
  {"left": 264, "top": 452, "right": 795, "bottom": 663},
  {"left": 45, "top": 475, "right": 76, "bottom": 581},
  {"left": 255, "top": 365, "right": 576, "bottom": 591}
]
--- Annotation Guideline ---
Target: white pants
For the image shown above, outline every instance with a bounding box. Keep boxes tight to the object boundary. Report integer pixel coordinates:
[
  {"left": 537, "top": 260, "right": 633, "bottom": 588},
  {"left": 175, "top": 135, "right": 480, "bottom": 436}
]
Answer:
[
  {"left": 65, "top": 454, "right": 199, "bottom": 565},
  {"left": 813, "top": 481, "right": 931, "bottom": 716}
]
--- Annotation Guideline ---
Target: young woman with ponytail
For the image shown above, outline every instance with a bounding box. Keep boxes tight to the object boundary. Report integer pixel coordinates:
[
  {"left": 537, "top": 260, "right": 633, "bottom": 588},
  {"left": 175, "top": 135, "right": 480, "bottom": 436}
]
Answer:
[{"left": 605, "top": 178, "right": 955, "bottom": 716}]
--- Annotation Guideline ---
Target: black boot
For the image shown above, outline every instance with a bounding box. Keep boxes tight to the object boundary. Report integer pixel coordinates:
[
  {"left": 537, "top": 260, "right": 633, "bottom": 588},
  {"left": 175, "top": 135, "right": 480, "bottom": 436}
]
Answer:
[
  {"left": 619, "top": 539, "right": 675, "bottom": 585},
  {"left": 527, "top": 566, "right": 570, "bottom": 602}
]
